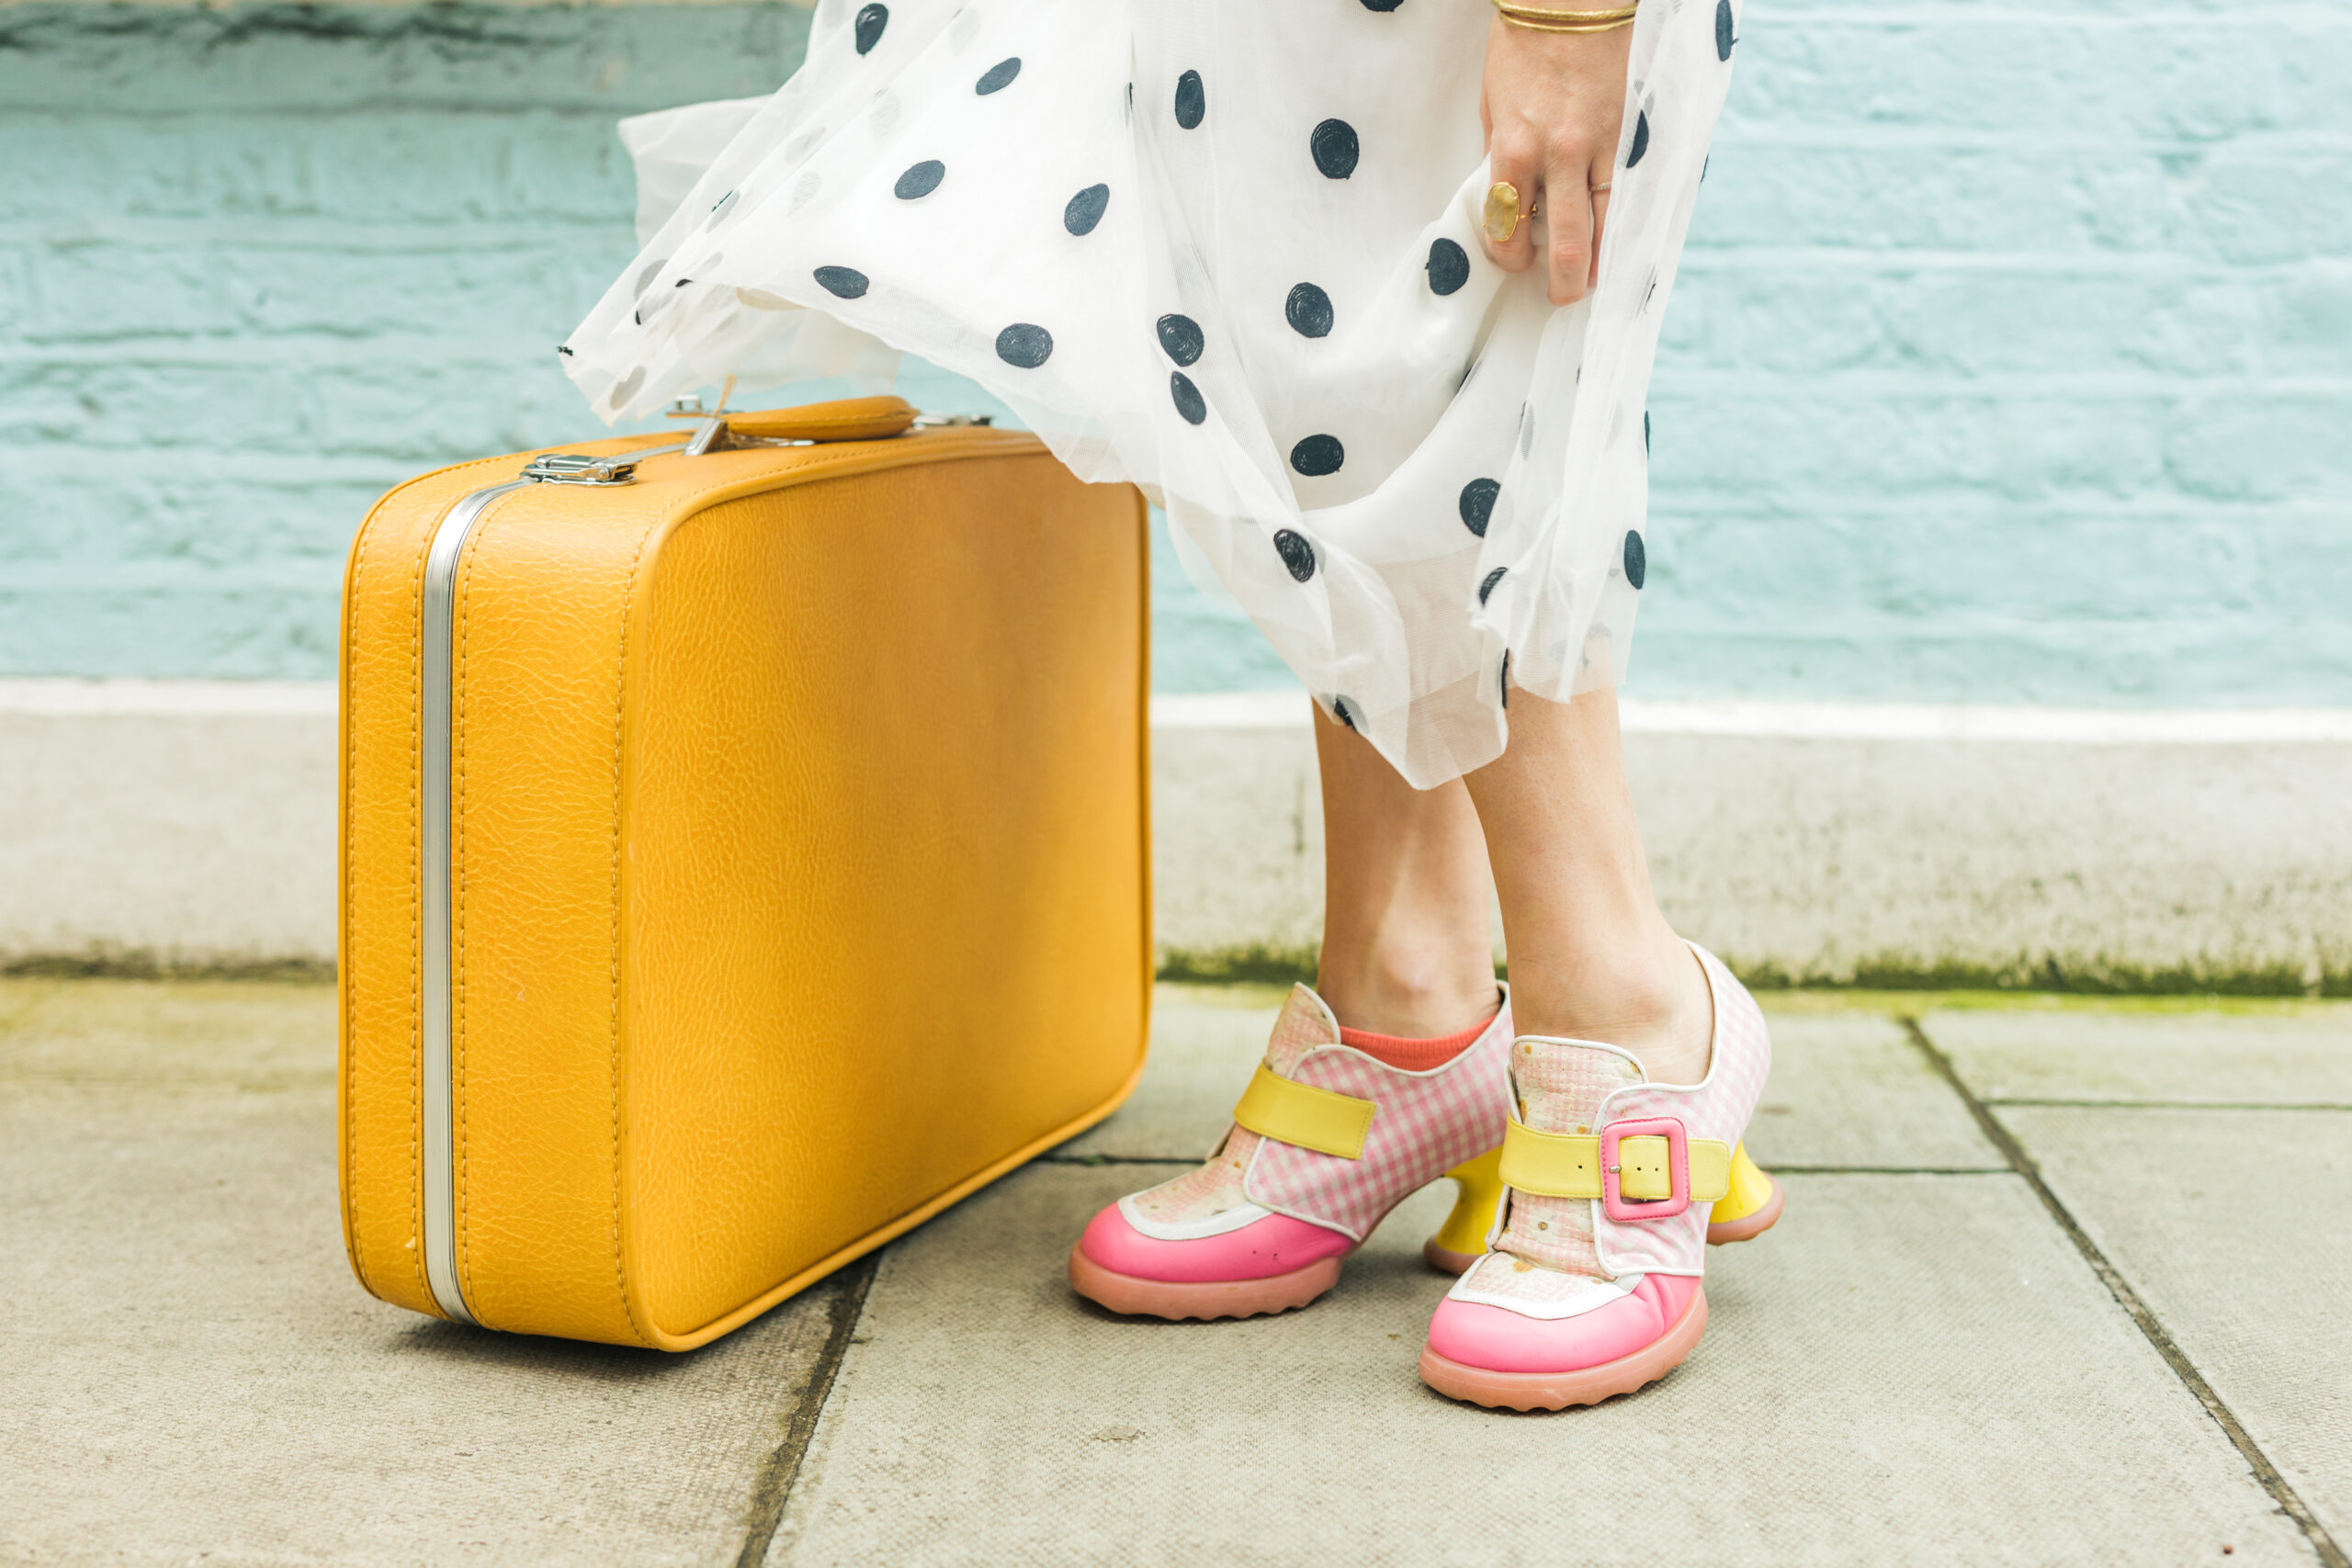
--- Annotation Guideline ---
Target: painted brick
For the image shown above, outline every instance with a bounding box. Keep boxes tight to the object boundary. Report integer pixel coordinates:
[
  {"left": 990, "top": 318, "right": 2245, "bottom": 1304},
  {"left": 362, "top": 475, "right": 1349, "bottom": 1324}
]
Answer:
[
  {"left": 1724, "top": 14, "right": 2352, "bottom": 141},
  {"left": 0, "top": 5, "right": 810, "bottom": 114},
  {"left": 0, "top": 0, "right": 2346, "bottom": 709}
]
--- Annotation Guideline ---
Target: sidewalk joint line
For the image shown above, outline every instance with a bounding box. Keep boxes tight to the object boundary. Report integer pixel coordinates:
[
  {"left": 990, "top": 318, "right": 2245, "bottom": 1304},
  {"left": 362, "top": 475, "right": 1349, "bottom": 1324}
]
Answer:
[
  {"left": 1987, "top": 1097, "right": 2352, "bottom": 1113},
  {"left": 734, "top": 1252, "right": 880, "bottom": 1568},
  {"left": 1038, "top": 1155, "right": 1198, "bottom": 1167},
  {"left": 1759, "top": 1164, "right": 2011, "bottom": 1176},
  {"left": 1901, "top": 1016, "right": 2348, "bottom": 1568}
]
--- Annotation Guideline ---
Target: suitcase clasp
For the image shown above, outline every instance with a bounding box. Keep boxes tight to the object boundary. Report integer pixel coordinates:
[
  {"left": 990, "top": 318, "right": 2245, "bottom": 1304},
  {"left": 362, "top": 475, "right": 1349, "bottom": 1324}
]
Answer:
[{"left": 520, "top": 452, "right": 641, "bottom": 486}]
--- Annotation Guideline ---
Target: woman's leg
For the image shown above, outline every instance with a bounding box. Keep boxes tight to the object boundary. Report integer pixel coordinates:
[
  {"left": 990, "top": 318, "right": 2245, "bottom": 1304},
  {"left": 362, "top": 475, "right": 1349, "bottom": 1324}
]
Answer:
[
  {"left": 1461, "top": 686, "right": 1713, "bottom": 1084},
  {"left": 1311, "top": 704, "right": 1499, "bottom": 1038}
]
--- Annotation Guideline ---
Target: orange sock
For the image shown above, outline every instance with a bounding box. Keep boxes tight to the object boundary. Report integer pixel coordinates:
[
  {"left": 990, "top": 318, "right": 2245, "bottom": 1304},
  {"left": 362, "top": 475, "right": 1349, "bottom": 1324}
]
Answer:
[{"left": 1339, "top": 1001, "right": 1500, "bottom": 1072}]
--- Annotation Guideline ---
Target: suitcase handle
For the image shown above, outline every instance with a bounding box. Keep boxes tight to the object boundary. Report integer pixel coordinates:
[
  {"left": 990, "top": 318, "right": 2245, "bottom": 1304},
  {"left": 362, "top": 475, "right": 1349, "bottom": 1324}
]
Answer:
[{"left": 717, "top": 396, "right": 921, "bottom": 443}]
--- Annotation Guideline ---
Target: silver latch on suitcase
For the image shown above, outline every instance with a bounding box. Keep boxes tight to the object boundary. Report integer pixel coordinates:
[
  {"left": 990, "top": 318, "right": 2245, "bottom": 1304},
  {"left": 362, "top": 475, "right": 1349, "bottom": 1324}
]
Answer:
[{"left": 520, "top": 452, "right": 642, "bottom": 486}]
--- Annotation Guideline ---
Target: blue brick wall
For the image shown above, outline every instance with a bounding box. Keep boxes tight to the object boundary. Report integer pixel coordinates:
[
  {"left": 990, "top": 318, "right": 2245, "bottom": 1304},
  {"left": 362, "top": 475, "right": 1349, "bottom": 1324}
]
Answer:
[{"left": 3, "top": 1, "right": 2346, "bottom": 701}]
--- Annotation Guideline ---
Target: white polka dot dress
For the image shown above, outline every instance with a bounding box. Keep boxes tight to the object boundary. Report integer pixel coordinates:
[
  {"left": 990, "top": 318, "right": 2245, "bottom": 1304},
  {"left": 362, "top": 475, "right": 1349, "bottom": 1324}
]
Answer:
[{"left": 561, "top": 0, "right": 1741, "bottom": 787}]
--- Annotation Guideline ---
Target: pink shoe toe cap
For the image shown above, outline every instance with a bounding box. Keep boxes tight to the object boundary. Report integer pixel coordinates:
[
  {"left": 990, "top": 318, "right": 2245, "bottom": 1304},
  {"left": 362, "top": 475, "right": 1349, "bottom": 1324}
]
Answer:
[
  {"left": 1427, "top": 1273, "right": 1699, "bottom": 1375},
  {"left": 1077, "top": 1201, "right": 1353, "bottom": 1284}
]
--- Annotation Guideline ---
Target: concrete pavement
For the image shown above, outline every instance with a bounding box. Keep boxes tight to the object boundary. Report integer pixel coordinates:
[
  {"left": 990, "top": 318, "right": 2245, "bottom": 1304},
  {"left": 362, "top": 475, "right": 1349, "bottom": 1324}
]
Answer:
[{"left": 1, "top": 979, "right": 2344, "bottom": 1565}]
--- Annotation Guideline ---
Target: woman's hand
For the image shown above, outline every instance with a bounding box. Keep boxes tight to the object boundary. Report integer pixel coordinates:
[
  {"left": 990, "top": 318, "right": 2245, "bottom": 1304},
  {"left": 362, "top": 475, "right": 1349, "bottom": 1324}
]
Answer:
[{"left": 1478, "top": 16, "right": 1633, "bottom": 305}]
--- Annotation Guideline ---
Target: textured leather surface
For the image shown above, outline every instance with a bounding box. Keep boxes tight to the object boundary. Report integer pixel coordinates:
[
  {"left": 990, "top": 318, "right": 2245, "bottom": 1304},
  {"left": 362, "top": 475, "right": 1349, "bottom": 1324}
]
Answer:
[{"left": 340, "top": 420, "right": 1151, "bottom": 1348}]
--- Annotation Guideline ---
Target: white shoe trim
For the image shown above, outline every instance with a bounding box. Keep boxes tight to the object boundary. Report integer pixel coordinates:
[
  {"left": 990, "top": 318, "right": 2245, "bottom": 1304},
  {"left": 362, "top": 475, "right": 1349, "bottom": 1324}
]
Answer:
[
  {"left": 1115, "top": 1193, "right": 1273, "bottom": 1242},
  {"left": 1445, "top": 1268, "right": 1635, "bottom": 1321}
]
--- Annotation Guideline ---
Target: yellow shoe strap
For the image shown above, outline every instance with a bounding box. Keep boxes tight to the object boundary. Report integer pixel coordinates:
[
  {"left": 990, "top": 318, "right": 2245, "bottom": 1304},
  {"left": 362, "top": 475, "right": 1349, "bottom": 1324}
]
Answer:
[
  {"left": 1230, "top": 1064, "right": 1376, "bottom": 1161},
  {"left": 1499, "top": 1119, "right": 1733, "bottom": 1202}
]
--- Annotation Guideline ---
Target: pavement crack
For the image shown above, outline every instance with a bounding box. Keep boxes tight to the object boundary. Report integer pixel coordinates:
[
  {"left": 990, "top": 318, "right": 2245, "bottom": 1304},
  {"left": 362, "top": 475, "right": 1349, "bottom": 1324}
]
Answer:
[
  {"left": 1901, "top": 1015, "right": 2347, "bottom": 1568},
  {"left": 1037, "top": 1155, "right": 1197, "bottom": 1167},
  {"left": 1754, "top": 1164, "right": 2010, "bottom": 1176},
  {"left": 1986, "top": 1097, "right": 2352, "bottom": 1113},
  {"left": 734, "top": 1252, "right": 881, "bottom": 1568}
]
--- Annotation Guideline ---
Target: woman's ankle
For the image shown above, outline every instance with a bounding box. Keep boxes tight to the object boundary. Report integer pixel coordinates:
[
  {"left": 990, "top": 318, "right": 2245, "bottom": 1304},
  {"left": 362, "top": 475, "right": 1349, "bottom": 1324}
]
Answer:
[
  {"left": 1315, "top": 955, "right": 1499, "bottom": 1041},
  {"left": 1509, "top": 936, "right": 1713, "bottom": 1085}
]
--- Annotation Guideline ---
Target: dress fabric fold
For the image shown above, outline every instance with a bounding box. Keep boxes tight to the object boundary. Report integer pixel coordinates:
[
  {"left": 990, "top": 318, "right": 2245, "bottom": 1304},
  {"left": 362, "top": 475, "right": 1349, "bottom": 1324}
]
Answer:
[{"left": 562, "top": 0, "right": 1739, "bottom": 787}]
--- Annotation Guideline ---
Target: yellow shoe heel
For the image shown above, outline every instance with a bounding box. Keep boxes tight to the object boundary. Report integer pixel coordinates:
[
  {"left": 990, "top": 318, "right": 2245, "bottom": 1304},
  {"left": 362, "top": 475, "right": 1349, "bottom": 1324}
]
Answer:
[
  {"left": 1421, "top": 1147, "right": 1505, "bottom": 1275},
  {"left": 1705, "top": 1141, "right": 1785, "bottom": 1245}
]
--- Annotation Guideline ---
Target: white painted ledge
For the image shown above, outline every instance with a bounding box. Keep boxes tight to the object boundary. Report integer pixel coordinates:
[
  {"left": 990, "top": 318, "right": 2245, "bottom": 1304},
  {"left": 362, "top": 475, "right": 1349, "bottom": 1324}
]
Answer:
[
  {"left": 6, "top": 679, "right": 2351, "bottom": 982},
  {"left": 1152, "top": 690, "right": 2352, "bottom": 746}
]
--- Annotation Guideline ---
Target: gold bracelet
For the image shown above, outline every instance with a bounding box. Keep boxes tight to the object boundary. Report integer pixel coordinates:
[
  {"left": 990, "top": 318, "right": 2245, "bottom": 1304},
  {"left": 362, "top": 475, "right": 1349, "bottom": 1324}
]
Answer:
[{"left": 1493, "top": 0, "right": 1638, "bottom": 32}]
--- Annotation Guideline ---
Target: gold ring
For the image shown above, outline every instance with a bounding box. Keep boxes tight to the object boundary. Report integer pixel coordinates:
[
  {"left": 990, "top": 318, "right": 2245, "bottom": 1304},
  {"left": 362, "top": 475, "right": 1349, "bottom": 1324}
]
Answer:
[
  {"left": 1590, "top": 181, "right": 1612, "bottom": 195},
  {"left": 1483, "top": 180, "right": 1524, "bottom": 243}
]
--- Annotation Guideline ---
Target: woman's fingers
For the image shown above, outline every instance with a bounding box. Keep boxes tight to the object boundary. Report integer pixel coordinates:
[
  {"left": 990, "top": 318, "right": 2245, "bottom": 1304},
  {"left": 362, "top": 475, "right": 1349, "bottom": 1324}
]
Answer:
[
  {"left": 1481, "top": 137, "right": 1540, "bottom": 275},
  {"left": 1543, "top": 145, "right": 1597, "bottom": 306}
]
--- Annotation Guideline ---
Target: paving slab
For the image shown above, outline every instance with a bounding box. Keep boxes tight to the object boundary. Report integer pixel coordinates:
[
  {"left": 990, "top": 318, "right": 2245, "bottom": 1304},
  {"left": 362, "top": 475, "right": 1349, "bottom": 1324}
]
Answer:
[
  {"left": 1739, "top": 1010, "right": 2000, "bottom": 1170},
  {"left": 1057, "top": 983, "right": 1284, "bottom": 1162},
  {"left": 2001, "top": 1102, "right": 2352, "bottom": 1547},
  {"left": 0, "top": 976, "right": 335, "bottom": 1089},
  {"left": 771, "top": 1162, "right": 2305, "bottom": 1567},
  {"left": 0, "top": 980, "right": 837, "bottom": 1567},
  {"left": 1065, "top": 987, "right": 1999, "bottom": 1172},
  {"left": 1924, "top": 1001, "right": 2352, "bottom": 1106}
]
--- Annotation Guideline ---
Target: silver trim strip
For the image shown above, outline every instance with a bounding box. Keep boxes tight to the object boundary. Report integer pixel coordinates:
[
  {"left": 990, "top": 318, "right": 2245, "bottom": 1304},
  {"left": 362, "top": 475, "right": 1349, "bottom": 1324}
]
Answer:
[{"left": 418, "top": 477, "right": 535, "bottom": 1326}]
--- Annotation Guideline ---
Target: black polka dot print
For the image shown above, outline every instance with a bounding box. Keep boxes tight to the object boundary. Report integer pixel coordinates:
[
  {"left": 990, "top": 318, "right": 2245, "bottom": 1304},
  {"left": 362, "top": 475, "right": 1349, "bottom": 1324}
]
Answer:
[
  {"left": 1174, "top": 71, "right": 1205, "bottom": 130},
  {"left": 1290, "top": 434, "right": 1344, "bottom": 477},
  {"left": 1170, "top": 371, "right": 1206, "bottom": 424},
  {"left": 1311, "top": 118, "right": 1360, "bottom": 179},
  {"left": 565, "top": 0, "right": 1731, "bottom": 772},
  {"left": 894, "top": 160, "right": 944, "bottom": 199},
  {"left": 1065, "top": 184, "right": 1110, "bottom": 235},
  {"left": 1426, "top": 238, "right": 1469, "bottom": 297},
  {"left": 1285, "top": 283, "right": 1333, "bottom": 339},
  {"left": 1459, "top": 478, "right": 1499, "bottom": 537},
  {"left": 1273, "top": 529, "right": 1317, "bottom": 581},
  {"left": 996, "top": 322, "right": 1053, "bottom": 367},
  {"left": 814, "top": 265, "right": 869, "bottom": 299},
  {"left": 1156, "top": 313, "right": 1204, "bottom": 366}
]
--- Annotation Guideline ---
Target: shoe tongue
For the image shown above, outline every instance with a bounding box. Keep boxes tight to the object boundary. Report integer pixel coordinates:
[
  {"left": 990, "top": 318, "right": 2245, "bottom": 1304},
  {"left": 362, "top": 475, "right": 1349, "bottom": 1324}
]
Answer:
[
  {"left": 1262, "top": 984, "right": 1341, "bottom": 1076},
  {"left": 1512, "top": 1038, "right": 1643, "bottom": 1134}
]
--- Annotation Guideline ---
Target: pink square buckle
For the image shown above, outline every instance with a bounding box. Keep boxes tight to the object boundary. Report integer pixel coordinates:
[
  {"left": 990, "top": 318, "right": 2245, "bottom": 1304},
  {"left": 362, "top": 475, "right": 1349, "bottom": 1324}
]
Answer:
[{"left": 1600, "top": 1116, "right": 1690, "bottom": 1222}]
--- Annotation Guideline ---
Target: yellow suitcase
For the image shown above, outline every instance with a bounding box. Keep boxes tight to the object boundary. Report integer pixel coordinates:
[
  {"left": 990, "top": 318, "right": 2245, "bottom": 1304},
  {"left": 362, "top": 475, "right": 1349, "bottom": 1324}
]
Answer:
[{"left": 336, "top": 396, "right": 1151, "bottom": 1349}]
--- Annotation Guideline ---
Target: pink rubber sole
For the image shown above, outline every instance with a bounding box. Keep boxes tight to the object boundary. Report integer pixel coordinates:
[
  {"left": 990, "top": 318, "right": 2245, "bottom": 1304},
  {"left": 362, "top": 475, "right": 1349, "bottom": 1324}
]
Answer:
[
  {"left": 1706, "top": 1175, "right": 1785, "bottom": 1245},
  {"left": 1418, "top": 1286, "right": 1709, "bottom": 1410},
  {"left": 1067, "top": 1243, "right": 1343, "bottom": 1321}
]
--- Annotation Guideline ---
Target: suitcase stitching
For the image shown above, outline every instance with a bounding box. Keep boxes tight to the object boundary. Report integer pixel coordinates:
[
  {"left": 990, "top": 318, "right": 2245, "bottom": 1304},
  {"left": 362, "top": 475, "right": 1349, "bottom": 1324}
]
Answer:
[
  {"left": 401, "top": 525, "right": 428, "bottom": 1299},
  {"left": 608, "top": 526, "right": 656, "bottom": 1348},
  {"left": 341, "top": 519, "right": 382, "bottom": 1300}
]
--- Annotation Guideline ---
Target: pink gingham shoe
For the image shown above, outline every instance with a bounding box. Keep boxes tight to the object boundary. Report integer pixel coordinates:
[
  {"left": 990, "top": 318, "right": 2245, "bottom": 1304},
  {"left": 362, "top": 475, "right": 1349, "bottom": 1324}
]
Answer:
[
  {"left": 1068, "top": 984, "right": 1516, "bottom": 1320},
  {"left": 1419, "top": 943, "right": 1772, "bottom": 1409}
]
